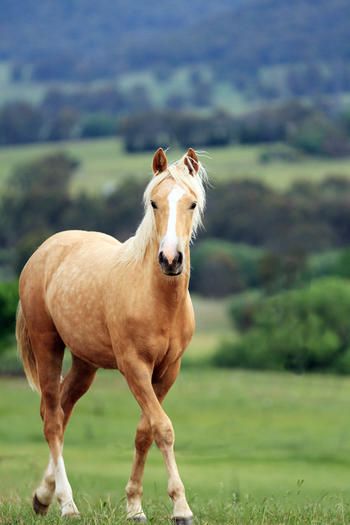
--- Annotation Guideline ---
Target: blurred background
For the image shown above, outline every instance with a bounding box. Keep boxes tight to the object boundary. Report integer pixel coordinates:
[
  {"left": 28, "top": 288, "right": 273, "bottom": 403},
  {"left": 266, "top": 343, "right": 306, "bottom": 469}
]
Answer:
[{"left": 2, "top": 1, "right": 350, "bottom": 522}]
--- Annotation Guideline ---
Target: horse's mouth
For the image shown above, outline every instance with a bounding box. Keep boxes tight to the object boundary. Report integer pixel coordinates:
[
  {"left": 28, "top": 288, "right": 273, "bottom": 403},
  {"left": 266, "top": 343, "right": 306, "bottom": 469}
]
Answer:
[
  {"left": 160, "top": 265, "right": 183, "bottom": 277},
  {"left": 164, "top": 270, "right": 182, "bottom": 276}
]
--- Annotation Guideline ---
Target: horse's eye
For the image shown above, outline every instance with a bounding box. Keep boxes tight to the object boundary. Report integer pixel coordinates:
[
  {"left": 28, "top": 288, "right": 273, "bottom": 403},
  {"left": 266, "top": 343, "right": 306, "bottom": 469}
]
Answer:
[
  {"left": 190, "top": 202, "right": 197, "bottom": 210},
  {"left": 151, "top": 200, "right": 158, "bottom": 209}
]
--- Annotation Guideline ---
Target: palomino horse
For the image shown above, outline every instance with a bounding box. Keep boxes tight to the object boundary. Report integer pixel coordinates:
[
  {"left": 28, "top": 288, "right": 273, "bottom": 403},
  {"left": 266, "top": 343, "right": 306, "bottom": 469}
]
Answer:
[{"left": 16, "top": 147, "right": 206, "bottom": 524}]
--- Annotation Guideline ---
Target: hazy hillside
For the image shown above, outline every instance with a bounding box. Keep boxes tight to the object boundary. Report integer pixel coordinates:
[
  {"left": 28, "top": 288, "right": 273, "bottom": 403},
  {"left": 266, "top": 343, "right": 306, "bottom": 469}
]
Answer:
[
  {"left": 151, "top": 0, "right": 350, "bottom": 79},
  {"left": 0, "top": 0, "right": 237, "bottom": 79},
  {"left": 1, "top": 0, "right": 349, "bottom": 89}
]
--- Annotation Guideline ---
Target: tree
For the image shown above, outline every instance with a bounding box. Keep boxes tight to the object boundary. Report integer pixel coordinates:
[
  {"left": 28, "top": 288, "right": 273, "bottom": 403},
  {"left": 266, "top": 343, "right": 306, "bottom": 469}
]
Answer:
[
  {"left": 0, "top": 102, "right": 43, "bottom": 145},
  {"left": 0, "top": 153, "right": 79, "bottom": 271}
]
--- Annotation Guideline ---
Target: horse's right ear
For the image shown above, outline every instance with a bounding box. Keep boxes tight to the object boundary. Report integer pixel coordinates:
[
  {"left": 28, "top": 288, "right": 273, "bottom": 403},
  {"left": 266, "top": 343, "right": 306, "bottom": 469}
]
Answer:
[
  {"left": 152, "top": 148, "right": 168, "bottom": 176},
  {"left": 184, "top": 148, "right": 200, "bottom": 175}
]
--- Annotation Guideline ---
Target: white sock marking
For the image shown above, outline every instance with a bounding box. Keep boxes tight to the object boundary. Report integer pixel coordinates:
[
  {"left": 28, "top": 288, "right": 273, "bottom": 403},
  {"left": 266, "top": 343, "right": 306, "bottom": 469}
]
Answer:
[
  {"left": 36, "top": 455, "right": 55, "bottom": 505},
  {"left": 55, "top": 455, "right": 79, "bottom": 516}
]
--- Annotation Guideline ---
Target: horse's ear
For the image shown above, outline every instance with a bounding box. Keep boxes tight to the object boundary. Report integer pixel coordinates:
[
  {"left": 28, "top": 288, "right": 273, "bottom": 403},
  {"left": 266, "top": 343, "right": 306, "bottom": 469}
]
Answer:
[
  {"left": 184, "top": 148, "right": 200, "bottom": 175},
  {"left": 152, "top": 147, "right": 168, "bottom": 176}
]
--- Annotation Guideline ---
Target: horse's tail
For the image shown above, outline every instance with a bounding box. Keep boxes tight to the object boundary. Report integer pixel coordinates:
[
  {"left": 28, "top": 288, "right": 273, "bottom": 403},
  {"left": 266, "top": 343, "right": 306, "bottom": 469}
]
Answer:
[{"left": 16, "top": 301, "right": 40, "bottom": 393}]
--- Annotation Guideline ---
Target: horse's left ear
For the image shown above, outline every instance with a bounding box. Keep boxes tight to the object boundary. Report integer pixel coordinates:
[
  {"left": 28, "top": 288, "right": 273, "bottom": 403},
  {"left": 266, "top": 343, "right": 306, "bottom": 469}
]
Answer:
[
  {"left": 152, "top": 147, "right": 168, "bottom": 176},
  {"left": 184, "top": 148, "right": 200, "bottom": 175}
]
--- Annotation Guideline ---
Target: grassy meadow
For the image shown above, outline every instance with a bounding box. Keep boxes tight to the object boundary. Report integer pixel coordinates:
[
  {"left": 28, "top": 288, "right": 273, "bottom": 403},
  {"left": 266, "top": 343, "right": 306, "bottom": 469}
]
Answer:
[
  {"left": 1, "top": 369, "right": 350, "bottom": 524},
  {"left": 0, "top": 299, "right": 349, "bottom": 524},
  {"left": 1, "top": 138, "right": 350, "bottom": 194}
]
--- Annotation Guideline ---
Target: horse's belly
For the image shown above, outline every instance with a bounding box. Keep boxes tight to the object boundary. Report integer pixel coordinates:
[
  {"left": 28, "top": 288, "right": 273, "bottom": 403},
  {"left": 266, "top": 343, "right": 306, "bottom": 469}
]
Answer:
[
  {"left": 52, "top": 309, "right": 117, "bottom": 368},
  {"left": 55, "top": 317, "right": 117, "bottom": 369}
]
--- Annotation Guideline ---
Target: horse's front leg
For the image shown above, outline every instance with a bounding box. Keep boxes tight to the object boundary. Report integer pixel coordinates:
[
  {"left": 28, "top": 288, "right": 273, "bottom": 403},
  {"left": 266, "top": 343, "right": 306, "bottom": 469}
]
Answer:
[
  {"left": 126, "top": 414, "right": 151, "bottom": 522},
  {"left": 126, "top": 361, "right": 181, "bottom": 522},
  {"left": 124, "top": 358, "right": 192, "bottom": 524}
]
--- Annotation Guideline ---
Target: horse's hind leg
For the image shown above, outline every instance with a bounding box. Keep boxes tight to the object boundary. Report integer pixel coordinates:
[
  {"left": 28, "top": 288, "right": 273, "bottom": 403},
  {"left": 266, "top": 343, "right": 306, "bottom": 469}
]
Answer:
[
  {"left": 34, "top": 352, "right": 96, "bottom": 516},
  {"left": 31, "top": 332, "right": 79, "bottom": 518},
  {"left": 33, "top": 454, "right": 56, "bottom": 515},
  {"left": 60, "top": 354, "right": 97, "bottom": 432},
  {"left": 31, "top": 331, "right": 64, "bottom": 515}
]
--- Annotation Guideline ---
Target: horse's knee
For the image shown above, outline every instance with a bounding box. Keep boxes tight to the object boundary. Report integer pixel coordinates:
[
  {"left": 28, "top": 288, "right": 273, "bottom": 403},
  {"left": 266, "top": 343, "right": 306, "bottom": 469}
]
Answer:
[
  {"left": 126, "top": 479, "right": 143, "bottom": 499},
  {"left": 135, "top": 426, "right": 153, "bottom": 454},
  {"left": 44, "top": 420, "right": 63, "bottom": 444},
  {"left": 152, "top": 416, "right": 174, "bottom": 450}
]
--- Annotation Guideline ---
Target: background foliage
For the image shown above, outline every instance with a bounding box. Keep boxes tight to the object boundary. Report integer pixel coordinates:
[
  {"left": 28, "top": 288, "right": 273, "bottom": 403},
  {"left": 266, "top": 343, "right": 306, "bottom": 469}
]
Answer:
[{"left": 215, "top": 278, "right": 350, "bottom": 373}]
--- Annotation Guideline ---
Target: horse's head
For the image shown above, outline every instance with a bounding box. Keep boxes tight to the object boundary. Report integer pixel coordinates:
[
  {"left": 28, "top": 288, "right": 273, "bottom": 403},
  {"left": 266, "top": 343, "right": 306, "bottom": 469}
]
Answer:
[{"left": 149, "top": 148, "right": 204, "bottom": 276}]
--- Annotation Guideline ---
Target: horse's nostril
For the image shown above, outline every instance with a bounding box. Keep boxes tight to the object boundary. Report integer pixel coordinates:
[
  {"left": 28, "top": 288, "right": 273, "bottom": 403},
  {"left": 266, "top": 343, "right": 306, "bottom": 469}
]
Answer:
[{"left": 159, "top": 250, "right": 183, "bottom": 269}]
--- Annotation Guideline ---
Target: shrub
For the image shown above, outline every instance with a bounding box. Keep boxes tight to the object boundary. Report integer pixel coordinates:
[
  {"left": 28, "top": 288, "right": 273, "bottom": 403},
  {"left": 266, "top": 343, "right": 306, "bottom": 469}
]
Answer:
[
  {"left": 0, "top": 281, "right": 18, "bottom": 352},
  {"left": 190, "top": 240, "right": 263, "bottom": 297},
  {"left": 80, "top": 114, "right": 118, "bottom": 138},
  {"left": 288, "top": 114, "right": 350, "bottom": 157},
  {"left": 0, "top": 102, "right": 43, "bottom": 145},
  {"left": 259, "top": 144, "right": 301, "bottom": 163},
  {"left": 228, "top": 290, "right": 262, "bottom": 332},
  {"left": 214, "top": 278, "right": 350, "bottom": 373},
  {"left": 302, "top": 248, "right": 350, "bottom": 283},
  {"left": 303, "top": 250, "right": 341, "bottom": 280},
  {"left": 335, "top": 248, "right": 350, "bottom": 279}
]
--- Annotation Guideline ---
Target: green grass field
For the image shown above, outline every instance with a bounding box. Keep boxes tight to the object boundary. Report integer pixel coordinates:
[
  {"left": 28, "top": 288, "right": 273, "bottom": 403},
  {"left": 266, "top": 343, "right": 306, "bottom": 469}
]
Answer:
[
  {"left": 1, "top": 138, "right": 350, "bottom": 194},
  {"left": 1, "top": 369, "right": 350, "bottom": 524}
]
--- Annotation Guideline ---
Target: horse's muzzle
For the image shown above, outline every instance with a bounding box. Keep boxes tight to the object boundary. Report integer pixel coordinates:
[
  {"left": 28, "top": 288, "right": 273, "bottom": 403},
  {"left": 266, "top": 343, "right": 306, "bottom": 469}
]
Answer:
[{"left": 158, "top": 250, "right": 183, "bottom": 276}]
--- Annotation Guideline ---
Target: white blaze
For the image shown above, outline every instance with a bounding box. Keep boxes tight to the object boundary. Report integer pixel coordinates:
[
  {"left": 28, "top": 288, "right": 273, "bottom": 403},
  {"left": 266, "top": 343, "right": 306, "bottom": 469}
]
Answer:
[{"left": 161, "top": 185, "right": 185, "bottom": 263}]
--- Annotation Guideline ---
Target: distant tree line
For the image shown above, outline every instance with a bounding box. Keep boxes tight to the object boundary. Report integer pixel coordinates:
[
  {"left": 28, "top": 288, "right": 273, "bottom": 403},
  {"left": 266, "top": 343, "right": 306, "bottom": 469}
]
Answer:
[
  {"left": 0, "top": 84, "right": 153, "bottom": 144},
  {"left": 0, "top": 78, "right": 215, "bottom": 146},
  {"left": 120, "top": 103, "right": 350, "bottom": 156},
  {"left": 2, "top": 99, "right": 350, "bottom": 159}
]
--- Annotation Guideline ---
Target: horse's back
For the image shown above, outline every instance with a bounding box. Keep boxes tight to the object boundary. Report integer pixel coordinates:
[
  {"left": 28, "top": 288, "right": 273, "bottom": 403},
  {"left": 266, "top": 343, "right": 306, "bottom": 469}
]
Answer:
[
  {"left": 20, "top": 230, "right": 120, "bottom": 290},
  {"left": 38, "top": 229, "right": 120, "bottom": 252}
]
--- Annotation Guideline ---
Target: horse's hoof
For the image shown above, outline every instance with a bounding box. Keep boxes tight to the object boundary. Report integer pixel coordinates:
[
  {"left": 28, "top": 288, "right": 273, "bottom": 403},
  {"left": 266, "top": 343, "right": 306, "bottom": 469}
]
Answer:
[
  {"left": 127, "top": 515, "right": 147, "bottom": 523},
  {"left": 61, "top": 501, "right": 80, "bottom": 518},
  {"left": 33, "top": 493, "right": 50, "bottom": 515},
  {"left": 62, "top": 511, "right": 81, "bottom": 519},
  {"left": 173, "top": 518, "right": 193, "bottom": 525}
]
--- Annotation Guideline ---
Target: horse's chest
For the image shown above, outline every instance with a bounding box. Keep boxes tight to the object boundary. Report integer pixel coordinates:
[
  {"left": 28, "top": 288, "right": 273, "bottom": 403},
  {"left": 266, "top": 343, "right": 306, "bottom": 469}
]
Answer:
[
  {"left": 108, "top": 289, "right": 195, "bottom": 367},
  {"left": 130, "top": 314, "right": 193, "bottom": 365}
]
